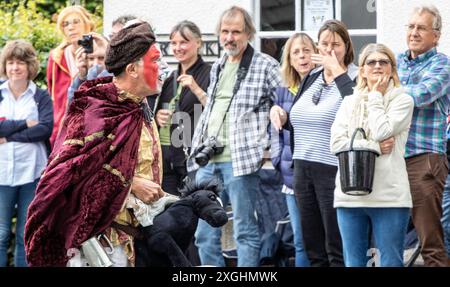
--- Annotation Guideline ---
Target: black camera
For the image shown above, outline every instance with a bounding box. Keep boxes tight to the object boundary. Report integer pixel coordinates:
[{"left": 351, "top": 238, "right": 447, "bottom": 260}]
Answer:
[
  {"left": 77, "top": 34, "right": 93, "bottom": 54},
  {"left": 193, "top": 136, "right": 224, "bottom": 167}
]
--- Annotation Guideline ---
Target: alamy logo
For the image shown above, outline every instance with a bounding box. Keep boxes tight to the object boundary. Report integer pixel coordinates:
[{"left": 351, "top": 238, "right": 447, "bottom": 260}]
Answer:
[{"left": 367, "top": 0, "right": 376, "bottom": 13}]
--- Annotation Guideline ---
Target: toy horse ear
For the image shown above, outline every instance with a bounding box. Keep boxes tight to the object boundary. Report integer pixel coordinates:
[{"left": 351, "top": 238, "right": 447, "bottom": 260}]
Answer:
[
  {"left": 203, "top": 178, "right": 222, "bottom": 195},
  {"left": 179, "top": 177, "right": 194, "bottom": 198},
  {"left": 178, "top": 177, "right": 223, "bottom": 197}
]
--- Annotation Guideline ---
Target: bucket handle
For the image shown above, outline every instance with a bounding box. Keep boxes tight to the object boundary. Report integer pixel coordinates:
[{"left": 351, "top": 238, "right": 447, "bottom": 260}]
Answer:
[{"left": 349, "top": 128, "right": 367, "bottom": 151}]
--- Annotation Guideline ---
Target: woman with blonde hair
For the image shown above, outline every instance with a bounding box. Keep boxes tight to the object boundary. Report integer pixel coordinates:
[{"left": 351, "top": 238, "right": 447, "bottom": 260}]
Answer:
[
  {"left": 47, "top": 5, "right": 95, "bottom": 146},
  {"left": 270, "top": 33, "right": 317, "bottom": 267},
  {"left": 330, "top": 43, "right": 414, "bottom": 266},
  {"left": 0, "top": 40, "right": 53, "bottom": 266}
]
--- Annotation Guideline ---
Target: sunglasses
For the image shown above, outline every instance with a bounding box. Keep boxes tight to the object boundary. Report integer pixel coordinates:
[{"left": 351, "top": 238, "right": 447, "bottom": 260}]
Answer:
[
  {"left": 312, "top": 84, "right": 327, "bottom": 105},
  {"left": 365, "top": 59, "right": 391, "bottom": 67}
]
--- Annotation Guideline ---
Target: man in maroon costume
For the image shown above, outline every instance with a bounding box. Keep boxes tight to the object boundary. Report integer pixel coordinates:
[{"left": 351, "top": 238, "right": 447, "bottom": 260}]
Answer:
[{"left": 24, "top": 21, "right": 164, "bottom": 266}]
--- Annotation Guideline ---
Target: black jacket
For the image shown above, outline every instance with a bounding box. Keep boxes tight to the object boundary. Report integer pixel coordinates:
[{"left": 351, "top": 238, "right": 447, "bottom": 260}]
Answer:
[
  {"left": 156, "top": 56, "right": 211, "bottom": 167},
  {"left": 285, "top": 66, "right": 357, "bottom": 157}
]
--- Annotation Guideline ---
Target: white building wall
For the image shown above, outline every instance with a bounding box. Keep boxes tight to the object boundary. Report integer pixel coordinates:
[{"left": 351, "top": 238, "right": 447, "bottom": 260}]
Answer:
[
  {"left": 103, "top": 0, "right": 252, "bottom": 37},
  {"left": 378, "top": 0, "right": 450, "bottom": 55},
  {"left": 104, "top": 0, "right": 450, "bottom": 56}
]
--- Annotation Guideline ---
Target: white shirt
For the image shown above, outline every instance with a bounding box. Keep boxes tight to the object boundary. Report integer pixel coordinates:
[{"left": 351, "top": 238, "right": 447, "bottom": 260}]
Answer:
[{"left": 0, "top": 81, "right": 48, "bottom": 186}]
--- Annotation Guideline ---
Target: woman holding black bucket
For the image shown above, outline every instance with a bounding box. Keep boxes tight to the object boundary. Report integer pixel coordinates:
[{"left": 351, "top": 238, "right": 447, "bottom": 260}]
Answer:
[{"left": 330, "top": 43, "right": 414, "bottom": 267}]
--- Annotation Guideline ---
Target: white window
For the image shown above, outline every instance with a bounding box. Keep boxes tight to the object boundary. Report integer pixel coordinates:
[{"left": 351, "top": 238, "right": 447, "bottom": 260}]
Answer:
[{"left": 254, "top": 0, "right": 377, "bottom": 62}]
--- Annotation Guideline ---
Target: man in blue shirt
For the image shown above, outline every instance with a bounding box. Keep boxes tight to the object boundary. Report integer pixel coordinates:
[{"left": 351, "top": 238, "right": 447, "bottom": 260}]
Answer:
[
  {"left": 397, "top": 5, "right": 450, "bottom": 266},
  {"left": 442, "top": 121, "right": 450, "bottom": 257}
]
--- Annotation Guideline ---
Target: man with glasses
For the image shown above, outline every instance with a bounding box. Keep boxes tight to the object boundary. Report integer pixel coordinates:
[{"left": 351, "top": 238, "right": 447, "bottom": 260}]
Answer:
[
  {"left": 188, "top": 6, "right": 282, "bottom": 267},
  {"left": 397, "top": 4, "right": 450, "bottom": 267}
]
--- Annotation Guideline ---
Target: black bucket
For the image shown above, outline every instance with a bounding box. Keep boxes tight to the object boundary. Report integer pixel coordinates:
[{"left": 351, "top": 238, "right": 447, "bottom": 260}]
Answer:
[{"left": 335, "top": 128, "right": 380, "bottom": 196}]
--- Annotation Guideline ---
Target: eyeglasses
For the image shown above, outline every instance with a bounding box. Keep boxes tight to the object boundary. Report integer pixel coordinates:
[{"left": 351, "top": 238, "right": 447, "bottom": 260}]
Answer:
[
  {"left": 404, "top": 24, "right": 438, "bottom": 33},
  {"left": 365, "top": 59, "right": 391, "bottom": 67},
  {"left": 312, "top": 85, "right": 325, "bottom": 105},
  {"left": 62, "top": 18, "right": 82, "bottom": 28}
]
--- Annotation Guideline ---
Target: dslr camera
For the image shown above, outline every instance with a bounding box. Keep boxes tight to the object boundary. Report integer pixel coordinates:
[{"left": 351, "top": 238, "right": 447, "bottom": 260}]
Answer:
[
  {"left": 78, "top": 34, "right": 93, "bottom": 54},
  {"left": 193, "top": 136, "right": 224, "bottom": 167}
]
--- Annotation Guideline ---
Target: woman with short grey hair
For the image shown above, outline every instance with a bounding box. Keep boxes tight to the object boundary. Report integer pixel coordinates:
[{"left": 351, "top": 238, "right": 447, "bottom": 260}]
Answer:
[{"left": 0, "top": 39, "right": 53, "bottom": 267}]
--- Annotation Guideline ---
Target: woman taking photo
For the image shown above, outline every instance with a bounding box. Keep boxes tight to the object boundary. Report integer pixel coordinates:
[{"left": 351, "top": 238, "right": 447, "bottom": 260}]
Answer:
[
  {"left": 47, "top": 5, "right": 95, "bottom": 146},
  {"left": 270, "top": 32, "right": 317, "bottom": 267},
  {"left": 330, "top": 43, "right": 414, "bottom": 267},
  {"left": 0, "top": 40, "right": 53, "bottom": 266},
  {"left": 155, "top": 20, "right": 210, "bottom": 195}
]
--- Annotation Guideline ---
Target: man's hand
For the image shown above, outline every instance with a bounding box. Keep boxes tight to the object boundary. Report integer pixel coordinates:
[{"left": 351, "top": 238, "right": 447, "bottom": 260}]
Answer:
[
  {"left": 131, "top": 176, "right": 165, "bottom": 204},
  {"left": 90, "top": 32, "right": 109, "bottom": 48},
  {"left": 26, "top": 119, "right": 39, "bottom": 128},
  {"left": 379, "top": 136, "right": 395, "bottom": 154},
  {"left": 270, "top": 105, "right": 287, "bottom": 131},
  {"left": 75, "top": 46, "right": 88, "bottom": 80}
]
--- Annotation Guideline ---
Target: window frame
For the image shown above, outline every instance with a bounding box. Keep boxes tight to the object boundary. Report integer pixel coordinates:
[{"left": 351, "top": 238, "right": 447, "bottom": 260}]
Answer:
[{"left": 254, "top": 0, "right": 378, "bottom": 52}]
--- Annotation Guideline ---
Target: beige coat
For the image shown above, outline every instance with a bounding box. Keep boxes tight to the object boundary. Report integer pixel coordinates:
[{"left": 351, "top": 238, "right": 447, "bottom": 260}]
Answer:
[{"left": 330, "top": 83, "right": 414, "bottom": 208}]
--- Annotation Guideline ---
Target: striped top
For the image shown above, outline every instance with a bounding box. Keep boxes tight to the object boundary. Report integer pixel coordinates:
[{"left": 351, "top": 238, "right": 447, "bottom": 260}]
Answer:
[
  {"left": 290, "top": 72, "right": 343, "bottom": 166},
  {"left": 397, "top": 47, "right": 450, "bottom": 157}
]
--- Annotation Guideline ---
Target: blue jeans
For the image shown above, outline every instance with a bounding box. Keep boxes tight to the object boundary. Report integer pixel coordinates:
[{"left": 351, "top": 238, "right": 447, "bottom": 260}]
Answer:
[
  {"left": 442, "top": 174, "right": 450, "bottom": 256},
  {"left": 285, "top": 193, "right": 309, "bottom": 267},
  {"left": 0, "top": 179, "right": 38, "bottom": 267},
  {"left": 194, "top": 162, "right": 261, "bottom": 267},
  {"left": 337, "top": 207, "right": 410, "bottom": 267}
]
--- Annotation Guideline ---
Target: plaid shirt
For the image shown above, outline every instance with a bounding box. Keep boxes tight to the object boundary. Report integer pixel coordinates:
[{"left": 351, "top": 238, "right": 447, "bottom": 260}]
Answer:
[
  {"left": 397, "top": 47, "right": 450, "bottom": 157},
  {"left": 188, "top": 47, "right": 282, "bottom": 176}
]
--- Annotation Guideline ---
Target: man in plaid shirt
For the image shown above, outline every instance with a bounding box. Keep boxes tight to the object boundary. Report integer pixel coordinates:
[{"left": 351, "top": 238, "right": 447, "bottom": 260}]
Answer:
[
  {"left": 187, "top": 6, "right": 281, "bottom": 266},
  {"left": 397, "top": 5, "right": 450, "bottom": 266}
]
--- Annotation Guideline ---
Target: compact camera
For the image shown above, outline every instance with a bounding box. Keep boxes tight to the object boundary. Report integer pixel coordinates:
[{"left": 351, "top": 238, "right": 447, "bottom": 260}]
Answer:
[
  {"left": 193, "top": 136, "right": 224, "bottom": 167},
  {"left": 78, "top": 34, "right": 93, "bottom": 54}
]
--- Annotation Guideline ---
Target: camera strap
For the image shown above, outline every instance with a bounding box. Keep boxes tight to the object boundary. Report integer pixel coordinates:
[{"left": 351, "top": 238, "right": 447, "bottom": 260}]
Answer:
[
  {"left": 169, "top": 69, "right": 192, "bottom": 160},
  {"left": 211, "top": 66, "right": 248, "bottom": 140}
]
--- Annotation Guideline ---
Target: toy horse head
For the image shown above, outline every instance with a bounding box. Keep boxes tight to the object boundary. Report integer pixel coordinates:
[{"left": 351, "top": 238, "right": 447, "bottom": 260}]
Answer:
[{"left": 180, "top": 179, "right": 228, "bottom": 228}]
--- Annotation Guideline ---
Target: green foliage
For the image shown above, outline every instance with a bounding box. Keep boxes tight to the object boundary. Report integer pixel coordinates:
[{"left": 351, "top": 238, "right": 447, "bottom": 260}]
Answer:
[
  {"left": 3, "top": 0, "right": 104, "bottom": 21},
  {"left": 0, "top": 1, "right": 62, "bottom": 88},
  {"left": 0, "top": 0, "right": 104, "bottom": 88}
]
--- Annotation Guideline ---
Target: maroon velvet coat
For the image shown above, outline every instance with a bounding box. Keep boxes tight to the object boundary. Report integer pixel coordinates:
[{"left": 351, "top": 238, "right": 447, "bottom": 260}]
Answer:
[{"left": 25, "top": 76, "right": 144, "bottom": 266}]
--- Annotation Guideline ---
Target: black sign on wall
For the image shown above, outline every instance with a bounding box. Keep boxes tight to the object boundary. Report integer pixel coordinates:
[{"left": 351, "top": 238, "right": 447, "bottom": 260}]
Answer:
[{"left": 157, "top": 33, "right": 222, "bottom": 66}]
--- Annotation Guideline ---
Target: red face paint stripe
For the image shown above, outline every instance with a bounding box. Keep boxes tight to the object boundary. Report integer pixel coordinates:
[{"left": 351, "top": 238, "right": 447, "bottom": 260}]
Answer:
[{"left": 142, "top": 45, "right": 161, "bottom": 90}]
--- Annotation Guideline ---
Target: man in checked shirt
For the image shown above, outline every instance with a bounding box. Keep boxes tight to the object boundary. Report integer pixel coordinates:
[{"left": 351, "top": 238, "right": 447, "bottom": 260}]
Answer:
[
  {"left": 187, "top": 6, "right": 282, "bottom": 267},
  {"left": 397, "top": 4, "right": 450, "bottom": 267}
]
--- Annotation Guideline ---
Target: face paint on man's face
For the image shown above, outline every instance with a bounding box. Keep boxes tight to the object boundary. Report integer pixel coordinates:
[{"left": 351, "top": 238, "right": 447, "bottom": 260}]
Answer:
[{"left": 142, "top": 44, "right": 161, "bottom": 92}]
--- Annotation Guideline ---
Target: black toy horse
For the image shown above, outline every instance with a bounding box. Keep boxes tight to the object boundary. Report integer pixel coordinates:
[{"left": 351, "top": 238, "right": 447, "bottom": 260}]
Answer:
[{"left": 134, "top": 179, "right": 228, "bottom": 267}]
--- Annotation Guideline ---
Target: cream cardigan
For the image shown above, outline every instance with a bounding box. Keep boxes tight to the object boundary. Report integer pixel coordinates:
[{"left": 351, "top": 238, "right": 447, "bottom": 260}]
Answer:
[{"left": 330, "top": 84, "right": 414, "bottom": 208}]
